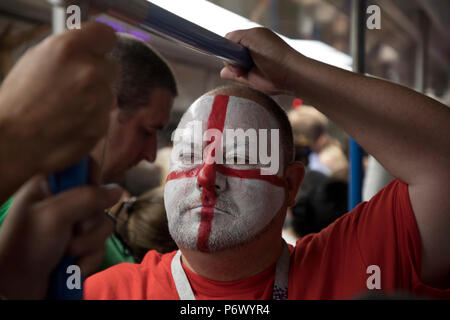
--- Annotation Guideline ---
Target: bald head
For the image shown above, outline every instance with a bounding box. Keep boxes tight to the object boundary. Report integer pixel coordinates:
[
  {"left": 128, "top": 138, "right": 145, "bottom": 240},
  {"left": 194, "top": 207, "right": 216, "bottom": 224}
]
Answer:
[{"left": 288, "top": 105, "right": 328, "bottom": 147}]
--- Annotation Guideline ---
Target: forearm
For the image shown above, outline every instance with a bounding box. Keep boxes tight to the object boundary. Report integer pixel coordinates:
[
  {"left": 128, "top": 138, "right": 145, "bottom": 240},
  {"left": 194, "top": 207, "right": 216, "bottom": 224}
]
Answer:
[{"left": 286, "top": 54, "right": 450, "bottom": 185}]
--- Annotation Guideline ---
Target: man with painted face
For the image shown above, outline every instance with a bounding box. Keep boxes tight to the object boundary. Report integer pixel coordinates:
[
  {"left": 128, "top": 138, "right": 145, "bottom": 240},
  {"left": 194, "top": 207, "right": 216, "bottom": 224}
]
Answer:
[
  {"left": 164, "top": 86, "right": 300, "bottom": 261},
  {"left": 85, "top": 28, "right": 449, "bottom": 299}
]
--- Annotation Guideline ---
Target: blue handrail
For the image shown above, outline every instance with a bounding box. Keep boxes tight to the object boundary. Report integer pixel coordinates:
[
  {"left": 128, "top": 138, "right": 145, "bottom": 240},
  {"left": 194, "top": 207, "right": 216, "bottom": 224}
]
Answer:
[{"left": 139, "top": 2, "right": 253, "bottom": 69}]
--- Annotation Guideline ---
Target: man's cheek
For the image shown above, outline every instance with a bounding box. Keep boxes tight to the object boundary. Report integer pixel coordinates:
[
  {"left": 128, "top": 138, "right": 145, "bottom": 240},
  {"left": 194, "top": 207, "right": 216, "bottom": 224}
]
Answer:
[
  {"left": 230, "top": 179, "right": 284, "bottom": 222},
  {"left": 230, "top": 178, "right": 278, "bottom": 205},
  {"left": 176, "top": 178, "right": 196, "bottom": 199},
  {"left": 164, "top": 178, "right": 196, "bottom": 212}
]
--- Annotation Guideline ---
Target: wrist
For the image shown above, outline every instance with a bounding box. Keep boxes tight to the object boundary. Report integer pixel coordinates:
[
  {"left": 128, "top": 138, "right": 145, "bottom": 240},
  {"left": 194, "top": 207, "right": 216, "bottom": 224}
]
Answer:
[{"left": 279, "top": 50, "right": 307, "bottom": 96}]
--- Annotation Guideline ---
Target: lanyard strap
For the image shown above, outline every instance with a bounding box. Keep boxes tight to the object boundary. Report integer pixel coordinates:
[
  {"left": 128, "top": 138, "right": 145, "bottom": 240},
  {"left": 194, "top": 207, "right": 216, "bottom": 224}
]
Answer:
[
  {"left": 171, "top": 241, "right": 290, "bottom": 300},
  {"left": 171, "top": 250, "right": 196, "bottom": 300}
]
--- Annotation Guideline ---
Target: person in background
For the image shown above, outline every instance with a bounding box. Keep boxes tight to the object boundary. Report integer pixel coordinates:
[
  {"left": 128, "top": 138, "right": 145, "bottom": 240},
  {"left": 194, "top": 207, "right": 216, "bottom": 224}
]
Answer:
[
  {"left": 0, "top": 32, "right": 178, "bottom": 273},
  {"left": 290, "top": 171, "right": 348, "bottom": 237},
  {"left": 288, "top": 105, "right": 348, "bottom": 181},
  {"left": 111, "top": 147, "right": 176, "bottom": 263},
  {"left": 121, "top": 146, "right": 173, "bottom": 197},
  {"left": 111, "top": 186, "right": 177, "bottom": 263},
  {"left": 283, "top": 105, "right": 348, "bottom": 244}
]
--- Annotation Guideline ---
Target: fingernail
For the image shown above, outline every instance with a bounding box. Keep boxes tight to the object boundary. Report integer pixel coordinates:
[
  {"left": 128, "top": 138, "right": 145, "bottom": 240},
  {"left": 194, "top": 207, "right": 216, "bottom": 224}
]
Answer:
[{"left": 101, "top": 183, "right": 120, "bottom": 189}]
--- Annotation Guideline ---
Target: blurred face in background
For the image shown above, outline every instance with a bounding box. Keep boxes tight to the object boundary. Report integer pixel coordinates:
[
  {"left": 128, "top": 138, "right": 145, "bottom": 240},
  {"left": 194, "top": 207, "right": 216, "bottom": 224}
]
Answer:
[{"left": 90, "top": 88, "right": 173, "bottom": 184}]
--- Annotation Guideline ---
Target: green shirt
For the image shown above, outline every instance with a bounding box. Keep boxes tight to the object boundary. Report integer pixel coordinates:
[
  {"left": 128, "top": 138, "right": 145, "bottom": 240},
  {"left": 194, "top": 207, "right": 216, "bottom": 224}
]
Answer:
[
  {"left": 0, "top": 197, "right": 134, "bottom": 271},
  {"left": 0, "top": 197, "right": 13, "bottom": 222}
]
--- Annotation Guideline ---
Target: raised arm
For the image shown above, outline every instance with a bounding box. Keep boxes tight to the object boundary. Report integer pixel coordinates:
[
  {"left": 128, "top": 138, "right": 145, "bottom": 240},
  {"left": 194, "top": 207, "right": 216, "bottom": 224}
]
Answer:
[
  {"left": 221, "top": 27, "right": 450, "bottom": 286},
  {"left": 0, "top": 22, "right": 117, "bottom": 204}
]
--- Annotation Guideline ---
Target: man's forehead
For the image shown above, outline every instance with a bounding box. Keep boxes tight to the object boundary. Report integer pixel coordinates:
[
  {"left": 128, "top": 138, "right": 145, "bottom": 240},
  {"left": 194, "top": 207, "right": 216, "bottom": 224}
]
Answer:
[{"left": 178, "top": 95, "right": 279, "bottom": 131}]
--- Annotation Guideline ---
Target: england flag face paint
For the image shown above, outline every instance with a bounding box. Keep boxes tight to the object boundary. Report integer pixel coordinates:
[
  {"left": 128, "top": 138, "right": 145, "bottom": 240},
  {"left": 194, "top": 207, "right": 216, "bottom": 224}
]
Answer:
[{"left": 164, "top": 95, "right": 286, "bottom": 253}]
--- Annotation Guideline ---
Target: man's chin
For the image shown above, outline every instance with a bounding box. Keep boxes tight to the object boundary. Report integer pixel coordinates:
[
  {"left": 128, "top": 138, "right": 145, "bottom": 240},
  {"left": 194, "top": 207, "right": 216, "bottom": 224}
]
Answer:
[
  {"left": 99, "top": 171, "right": 125, "bottom": 185},
  {"left": 175, "top": 236, "right": 254, "bottom": 254}
]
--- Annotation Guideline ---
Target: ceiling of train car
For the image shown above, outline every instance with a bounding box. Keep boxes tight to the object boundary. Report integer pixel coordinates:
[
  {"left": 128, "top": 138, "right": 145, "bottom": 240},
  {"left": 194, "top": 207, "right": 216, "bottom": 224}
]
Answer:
[{"left": 0, "top": 0, "right": 448, "bottom": 99}]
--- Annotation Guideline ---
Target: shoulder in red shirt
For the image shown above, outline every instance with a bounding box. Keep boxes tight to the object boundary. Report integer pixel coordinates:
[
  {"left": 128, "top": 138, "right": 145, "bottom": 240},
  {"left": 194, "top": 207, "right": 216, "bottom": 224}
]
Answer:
[{"left": 85, "top": 180, "right": 449, "bottom": 299}]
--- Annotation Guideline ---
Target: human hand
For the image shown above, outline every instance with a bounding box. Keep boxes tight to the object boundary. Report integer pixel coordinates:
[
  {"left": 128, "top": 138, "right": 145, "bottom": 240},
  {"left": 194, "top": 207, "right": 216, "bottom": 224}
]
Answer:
[
  {"left": 0, "top": 22, "right": 118, "bottom": 177},
  {"left": 220, "top": 27, "right": 301, "bottom": 95},
  {"left": 0, "top": 176, "right": 121, "bottom": 299}
]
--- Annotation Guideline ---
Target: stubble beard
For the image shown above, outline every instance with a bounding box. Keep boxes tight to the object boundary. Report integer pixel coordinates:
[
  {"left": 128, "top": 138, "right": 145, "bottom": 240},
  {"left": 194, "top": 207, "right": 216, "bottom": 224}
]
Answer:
[{"left": 168, "top": 204, "right": 280, "bottom": 254}]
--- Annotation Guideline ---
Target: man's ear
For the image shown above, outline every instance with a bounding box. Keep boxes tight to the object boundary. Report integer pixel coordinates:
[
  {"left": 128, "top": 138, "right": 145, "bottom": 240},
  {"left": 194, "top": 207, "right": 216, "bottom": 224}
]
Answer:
[{"left": 283, "top": 161, "right": 305, "bottom": 207}]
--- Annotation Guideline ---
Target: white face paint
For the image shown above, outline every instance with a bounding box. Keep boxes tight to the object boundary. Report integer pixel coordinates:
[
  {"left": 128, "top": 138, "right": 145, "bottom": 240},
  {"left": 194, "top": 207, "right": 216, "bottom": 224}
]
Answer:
[{"left": 164, "top": 95, "right": 286, "bottom": 252}]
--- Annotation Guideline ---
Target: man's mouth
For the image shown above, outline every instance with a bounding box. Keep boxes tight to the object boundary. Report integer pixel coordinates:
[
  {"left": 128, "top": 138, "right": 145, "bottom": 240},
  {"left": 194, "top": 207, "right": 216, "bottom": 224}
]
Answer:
[{"left": 189, "top": 205, "right": 230, "bottom": 215}]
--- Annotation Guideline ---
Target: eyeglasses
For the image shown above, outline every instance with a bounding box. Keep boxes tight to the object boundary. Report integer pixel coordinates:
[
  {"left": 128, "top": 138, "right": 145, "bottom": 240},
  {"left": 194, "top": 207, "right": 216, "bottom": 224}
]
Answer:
[
  {"left": 106, "top": 196, "right": 137, "bottom": 222},
  {"left": 106, "top": 197, "right": 138, "bottom": 261}
]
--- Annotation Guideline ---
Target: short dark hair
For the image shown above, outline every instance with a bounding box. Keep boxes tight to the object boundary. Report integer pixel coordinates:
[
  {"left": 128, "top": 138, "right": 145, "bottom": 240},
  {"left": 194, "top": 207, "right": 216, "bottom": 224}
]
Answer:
[
  {"left": 110, "top": 34, "right": 177, "bottom": 113},
  {"left": 207, "top": 85, "right": 295, "bottom": 166}
]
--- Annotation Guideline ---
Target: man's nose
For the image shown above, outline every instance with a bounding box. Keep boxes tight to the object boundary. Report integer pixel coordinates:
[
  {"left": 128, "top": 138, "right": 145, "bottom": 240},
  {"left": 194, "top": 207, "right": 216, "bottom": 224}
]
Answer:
[
  {"left": 196, "top": 163, "right": 226, "bottom": 193},
  {"left": 141, "top": 135, "right": 157, "bottom": 163}
]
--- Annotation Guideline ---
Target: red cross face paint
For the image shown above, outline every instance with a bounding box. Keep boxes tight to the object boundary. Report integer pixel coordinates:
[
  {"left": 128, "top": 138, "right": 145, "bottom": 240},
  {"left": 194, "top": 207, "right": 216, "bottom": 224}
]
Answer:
[{"left": 164, "top": 95, "right": 286, "bottom": 252}]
